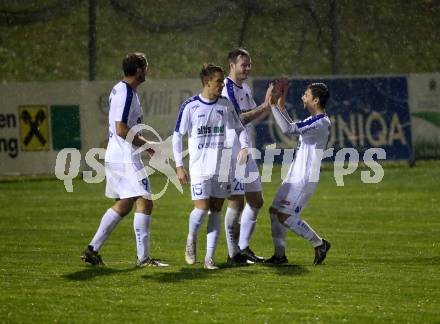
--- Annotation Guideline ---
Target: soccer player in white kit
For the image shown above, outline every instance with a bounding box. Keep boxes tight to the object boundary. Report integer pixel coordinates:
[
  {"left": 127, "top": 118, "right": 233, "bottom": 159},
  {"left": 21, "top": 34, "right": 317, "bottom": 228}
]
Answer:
[
  {"left": 173, "top": 64, "right": 250, "bottom": 270},
  {"left": 265, "top": 82, "right": 331, "bottom": 265},
  {"left": 81, "top": 53, "right": 168, "bottom": 267},
  {"left": 221, "top": 48, "right": 274, "bottom": 264}
]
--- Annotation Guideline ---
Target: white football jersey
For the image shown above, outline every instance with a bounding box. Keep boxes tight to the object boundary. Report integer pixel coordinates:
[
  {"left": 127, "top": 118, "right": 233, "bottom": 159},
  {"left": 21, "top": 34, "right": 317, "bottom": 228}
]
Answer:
[
  {"left": 222, "top": 77, "right": 257, "bottom": 150},
  {"left": 173, "top": 94, "right": 247, "bottom": 178},
  {"left": 105, "top": 81, "right": 143, "bottom": 163},
  {"left": 286, "top": 114, "right": 331, "bottom": 186}
]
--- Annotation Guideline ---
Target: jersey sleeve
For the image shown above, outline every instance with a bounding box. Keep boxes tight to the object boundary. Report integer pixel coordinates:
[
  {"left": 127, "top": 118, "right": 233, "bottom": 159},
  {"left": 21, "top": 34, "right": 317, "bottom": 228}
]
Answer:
[
  {"left": 271, "top": 106, "right": 298, "bottom": 134},
  {"left": 172, "top": 132, "right": 184, "bottom": 167},
  {"left": 173, "top": 100, "right": 192, "bottom": 167},
  {"left": 174, "top": 101, "right": 191, "bottom": 135},
  {"left": 110, "top": 84, "right": 133, "bottom": 124},
  {"left": 272, "top": 106, "right": 327, "bottom": 136}
]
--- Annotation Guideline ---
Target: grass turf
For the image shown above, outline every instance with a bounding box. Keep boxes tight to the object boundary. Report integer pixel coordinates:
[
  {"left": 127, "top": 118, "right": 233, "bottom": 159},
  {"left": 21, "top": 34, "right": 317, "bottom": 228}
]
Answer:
[{"left": 0, "top": 162, "right": 439, "bottom": 323}]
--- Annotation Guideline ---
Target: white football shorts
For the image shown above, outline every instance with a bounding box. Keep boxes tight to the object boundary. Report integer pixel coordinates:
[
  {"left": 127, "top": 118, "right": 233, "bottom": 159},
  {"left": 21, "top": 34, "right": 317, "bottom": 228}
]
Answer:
[
  {"left": 105, "top": 161, "right": 152, "bottom": 200},
  {"left": 230, "top": 156, "right": 262, "bottom": 195},
  {"left": 271, "top": 181, "right": 317, "bottom": 216},
  {"left": 190, "top": 176, "right": 231, "bottom": 200}
]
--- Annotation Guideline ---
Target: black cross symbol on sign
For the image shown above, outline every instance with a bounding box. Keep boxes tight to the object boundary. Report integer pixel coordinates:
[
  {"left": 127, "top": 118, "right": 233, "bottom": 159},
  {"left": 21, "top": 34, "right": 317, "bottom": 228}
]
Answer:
[{"left": 21, "top": 109, "right": 47, "bottom": 146}]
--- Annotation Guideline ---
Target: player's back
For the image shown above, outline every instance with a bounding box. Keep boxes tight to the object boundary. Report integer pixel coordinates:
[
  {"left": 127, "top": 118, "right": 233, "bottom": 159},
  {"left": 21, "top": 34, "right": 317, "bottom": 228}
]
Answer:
[{"left": 105, "top": 81, "right": 143, "bottom": 163}]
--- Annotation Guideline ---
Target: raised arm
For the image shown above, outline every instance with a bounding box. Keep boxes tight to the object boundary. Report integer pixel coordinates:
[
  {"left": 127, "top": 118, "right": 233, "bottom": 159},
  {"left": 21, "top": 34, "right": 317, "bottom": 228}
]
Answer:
[
  {"left": 240, "top": 83, "right": 273, "bottom": 125},
  {"left": 271, "top": 105, "right": 299, "bottom": 135}
]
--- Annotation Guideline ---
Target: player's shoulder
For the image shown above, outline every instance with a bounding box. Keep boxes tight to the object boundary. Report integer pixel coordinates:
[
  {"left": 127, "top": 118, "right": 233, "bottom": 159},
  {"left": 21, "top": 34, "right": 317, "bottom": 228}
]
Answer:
[
  {"left": 111, "top": 81, "right": 131, "bottom": 96},
  {"left": 297, "top": 113, "right": 328, "bottom": 129},
  {"left": 224, "top": 77, "right": 245, "bottom": 90},
  {"left": 241, "top": 81, "right": 251, "bottom": 91},
  {"left": 313, "top": 114, "right": 331, "bottom": 132},
  {"left": 313, "top": 114, "right": 330, "bottom": 126},
  {"left": 321, "top": 114, "right": 331, "bottom": 125},
  {"left": 179, "top": 95, "right": 199, "bottom": 110},
  {"left": 217, "top": 95, "right": 234, "bottom": 108},
  {"left": 224, "top": 77, "right": 234, "bottom": 86},
  {"left": 218, "top": 95, "right": 230, "bottom": 103}
]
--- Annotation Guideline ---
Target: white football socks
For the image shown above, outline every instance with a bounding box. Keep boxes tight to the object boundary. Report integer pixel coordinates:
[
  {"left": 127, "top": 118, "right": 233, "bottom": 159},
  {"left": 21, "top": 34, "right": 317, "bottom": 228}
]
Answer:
[
  {"left": 206, "top": 211, "right": 221, "bottom": 263},
  {"left": 270, "top": 212, "right": 287, "bottom": 257},
  {"left": 188, "top": 208, "right": 208, "bottom": 244},
  {"left": 238, "top": 203, "right": 259, "bottom": 250},
  {"left": 90, "top": 208, "right": 122, "bottom": 252},
  {"left": 133, "top": 213, "right": 151, "bottom": 262},
  {"left": 283, "top": 215, "right": 323, "bottom": 247},
  {"left": 224, "top": 207, "right": 240, "bottom": 257}
]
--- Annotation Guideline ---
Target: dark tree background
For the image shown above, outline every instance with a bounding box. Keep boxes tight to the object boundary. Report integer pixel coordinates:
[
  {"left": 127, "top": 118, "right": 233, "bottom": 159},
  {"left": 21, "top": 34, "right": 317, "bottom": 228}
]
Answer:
[{"left": 0, "top": 0, "right": 439, "bottom": 82}]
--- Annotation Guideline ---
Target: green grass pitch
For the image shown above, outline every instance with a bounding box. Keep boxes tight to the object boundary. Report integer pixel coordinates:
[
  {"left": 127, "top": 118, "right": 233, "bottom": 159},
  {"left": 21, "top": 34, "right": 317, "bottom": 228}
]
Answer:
[{"left": 0, "top": 162, "right": 439, "bottom": 323}]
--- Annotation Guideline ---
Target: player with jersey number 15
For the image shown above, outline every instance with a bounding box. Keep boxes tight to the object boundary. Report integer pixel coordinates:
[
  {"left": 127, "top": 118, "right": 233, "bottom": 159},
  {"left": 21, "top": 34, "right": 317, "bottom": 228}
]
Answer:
[{"left": 172, "top": 63, "right": 250, "bottom": 270}]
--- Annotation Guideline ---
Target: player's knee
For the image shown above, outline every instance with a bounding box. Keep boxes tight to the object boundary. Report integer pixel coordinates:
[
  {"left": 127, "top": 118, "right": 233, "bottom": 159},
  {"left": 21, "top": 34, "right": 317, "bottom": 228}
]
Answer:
[
  {"left": 113, "top": 199, "right": 135, "bottom": 217},
  {"left": 140, "top": 203, "right": 153, "bottom": 215},
  {"left": 228, "top": 197, "right": 244, "bottom": 212},
  {"left": 277, "top": 213, "right": 290, "bottom": 224},
  {"left": 248, "top": 197, "right": 264, "bottom": 209},
  {"left": 209, "top": 198, "right": 225, "bottom": 212},
  {"left": 245, "top": 191, "right": 263, "bottom": 209},
  {"left": 136, "top": 198, "right": 153, "bottom": 215},
  {"left": 194, "top": 199, "right": 210, "bottom": 211}
]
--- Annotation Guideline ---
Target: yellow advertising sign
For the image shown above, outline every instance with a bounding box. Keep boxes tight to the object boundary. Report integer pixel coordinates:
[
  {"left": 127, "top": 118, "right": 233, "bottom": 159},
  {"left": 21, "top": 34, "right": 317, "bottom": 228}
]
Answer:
[{"left": 18, "top": 105, "right": 50, "bottom": 151}]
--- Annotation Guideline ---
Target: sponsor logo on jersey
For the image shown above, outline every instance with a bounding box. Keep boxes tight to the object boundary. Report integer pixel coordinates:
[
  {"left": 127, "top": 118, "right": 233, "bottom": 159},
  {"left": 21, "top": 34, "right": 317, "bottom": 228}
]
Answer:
[
  {"left": 216, "top": 110, "right": 223, "bottom": 116},
  {"left": 197, "top": 125, "right": 224, "bottom": 135},
  {"left": 280, "top": 199, "right": 290, "bottom": 206},
  {"left": 197, "top": 142, "right": 223, "bottom": 150},
  {"left": 191, "top": 104, "right": 200, "bottom": 112},
  {"left": 198, "top": 114, "right": 206, "bottom": 118}
]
